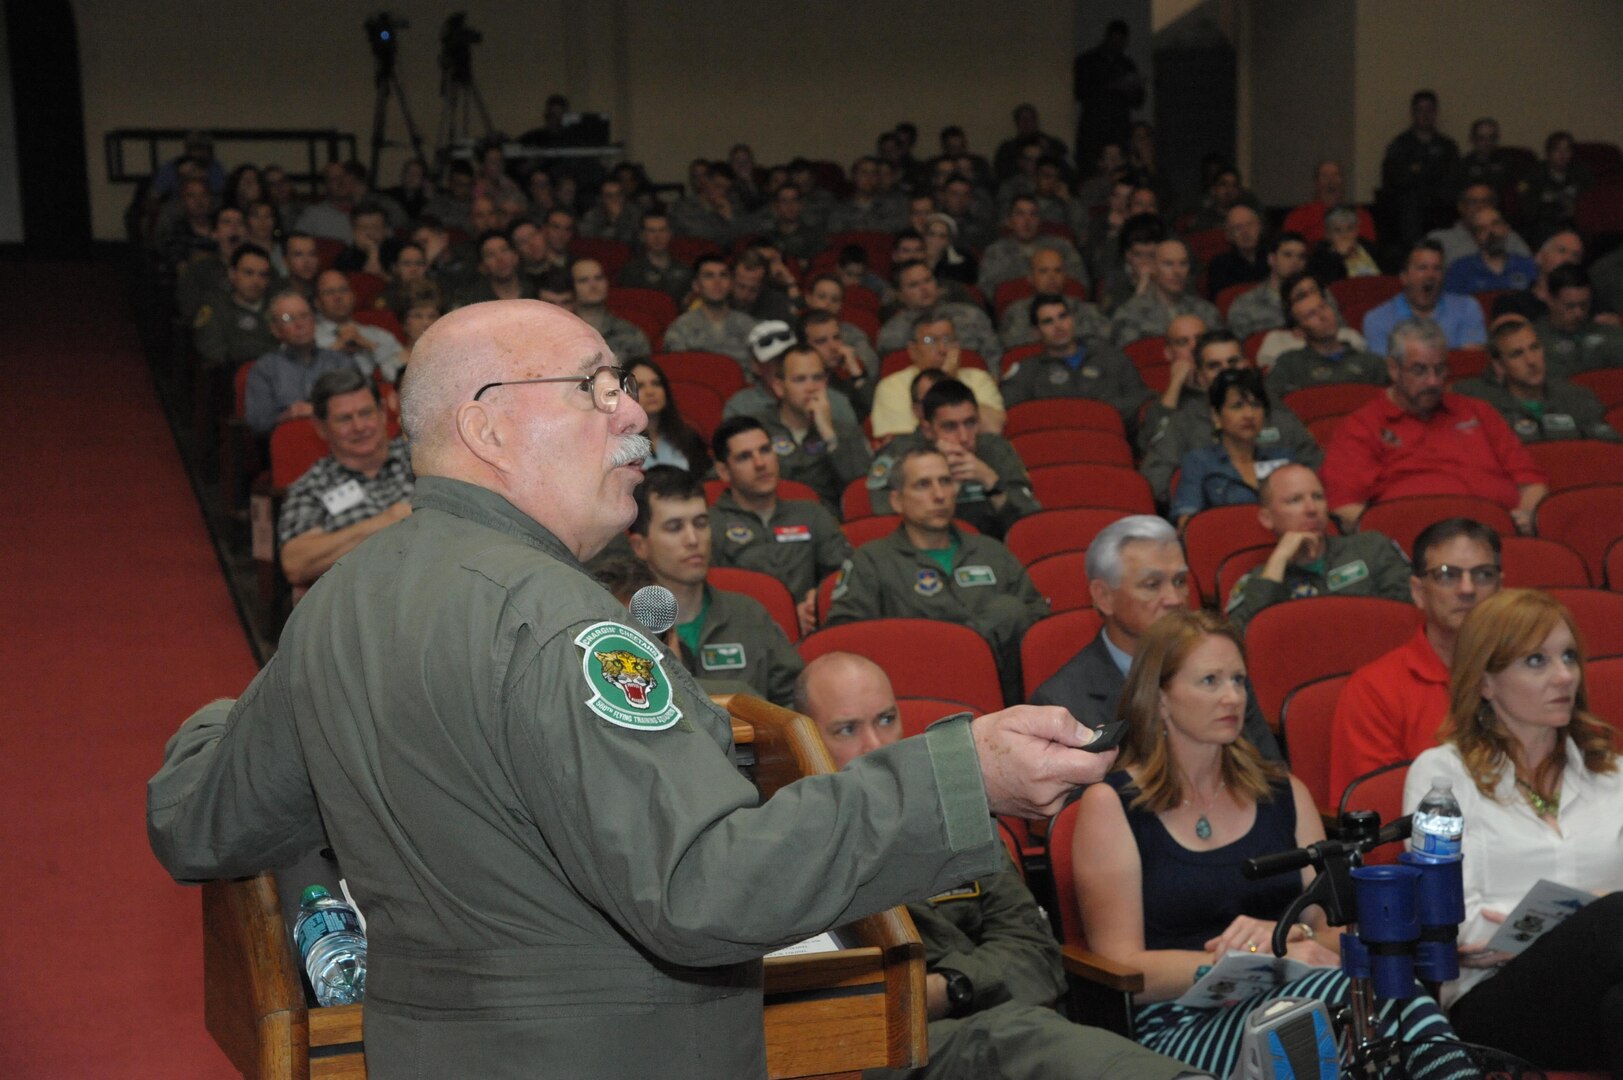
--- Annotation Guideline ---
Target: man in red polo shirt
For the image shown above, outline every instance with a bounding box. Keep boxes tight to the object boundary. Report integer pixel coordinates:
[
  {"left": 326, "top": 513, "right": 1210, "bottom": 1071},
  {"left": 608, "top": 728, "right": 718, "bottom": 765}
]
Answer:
[
  {"left": 1321, "top": 317, "right": 1547, "bottom": 534},
  {"left": 1328, "top": 518, "right": 1502, "bottom": 799}
]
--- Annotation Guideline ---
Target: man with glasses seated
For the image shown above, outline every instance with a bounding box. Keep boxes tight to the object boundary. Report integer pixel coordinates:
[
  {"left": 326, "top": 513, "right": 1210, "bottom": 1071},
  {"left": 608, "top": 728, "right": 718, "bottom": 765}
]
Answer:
[
  {"left": 1328, "top": 517, "right": 1503, "bottom": 799},
  {"left": 870, "top": 309, "right": 1006, "bottom": 441},
  {"left": 244, "top": 291, "right": 358, "bottom": 437},
  {"left": 1321, "top": 317, "right": 1547, "bottom": 535}
]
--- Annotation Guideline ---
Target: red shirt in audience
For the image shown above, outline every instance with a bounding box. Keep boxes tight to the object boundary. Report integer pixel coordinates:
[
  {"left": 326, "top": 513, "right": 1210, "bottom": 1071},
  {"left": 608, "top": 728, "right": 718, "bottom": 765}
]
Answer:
[
  {"left": 1328, "top": 626, "right": 1450, "bottom": 799},
  {"left": 1322, "top": 392, "right": 1544, "bottom": 512},
  {"left": 1281, "top": 201, "right": 1377, "bottom": 245}
]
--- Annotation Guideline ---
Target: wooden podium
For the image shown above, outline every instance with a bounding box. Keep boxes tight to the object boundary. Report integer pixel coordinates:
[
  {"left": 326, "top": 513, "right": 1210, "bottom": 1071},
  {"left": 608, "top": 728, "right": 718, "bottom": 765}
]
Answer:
[{"left": 200, "top": 694, "right": 927, "bottom": 1079}]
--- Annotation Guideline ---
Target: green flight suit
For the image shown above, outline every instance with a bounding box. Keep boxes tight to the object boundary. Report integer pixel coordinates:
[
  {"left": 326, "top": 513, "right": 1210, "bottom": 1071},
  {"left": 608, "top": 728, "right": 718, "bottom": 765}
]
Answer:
[
  {"left": 1536, "top": 318, "right": 1623, "bottom": 379},
  {"left": 192, "top": 294, "right": 279, "bottom": 368},
  {"left": 758, "top": 412, "right": 873, "bottom": 516},
  {"left": 866, "top": 850, "right": 1186, "bottom": 1080},
  {"left": 1225, "top": 530, "right": 1413, "bottom": 633},
  {"left": 1139, "top": 388, "right": 1322, "bottom": 505},
  {"left": 677, "top": 583, "right": 804, "bottom": 707},
  {"left": 1454, "top": 374, "right": 1621, "bottom": 444},
  {"left": 709, "top": 490, "right": 853, "bottom": 599},
  {"left": 146, "top": 477, "right": 1000, "bottom": 1080},
  {"left": 866, "top": 433, "right": 1041, "bottom": 539},
  {"left": 1265, "top": 346, "right": 1388, "bottom": 399},
  {"left": 998, "top": 340, "right": 1153, "bottom": 426},
  {"left": 827, "top": 525, "right": 1049, "bottom": 705}
]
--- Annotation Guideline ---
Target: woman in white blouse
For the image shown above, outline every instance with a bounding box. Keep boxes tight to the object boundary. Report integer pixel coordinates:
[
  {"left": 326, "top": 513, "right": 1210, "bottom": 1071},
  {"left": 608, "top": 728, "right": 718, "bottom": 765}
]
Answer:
[{"left": 1405, "top": 588, "right": 1623, "bottom": 1073}]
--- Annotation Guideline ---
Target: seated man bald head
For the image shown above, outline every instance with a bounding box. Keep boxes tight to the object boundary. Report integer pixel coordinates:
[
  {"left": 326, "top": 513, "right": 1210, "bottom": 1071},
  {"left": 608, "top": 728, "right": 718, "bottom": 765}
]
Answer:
[
  {"left": 795, "top": 652, "right": 901, "bottom": 769},
  {"left": 399, "top": 299, "right": 650, "bottom": 560}
]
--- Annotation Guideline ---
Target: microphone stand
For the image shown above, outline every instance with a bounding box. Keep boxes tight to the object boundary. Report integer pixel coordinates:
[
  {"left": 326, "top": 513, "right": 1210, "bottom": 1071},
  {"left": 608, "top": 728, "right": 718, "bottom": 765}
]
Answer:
[{"left": 1243, "top": 809, "right": 1421, "bottom": 1078}]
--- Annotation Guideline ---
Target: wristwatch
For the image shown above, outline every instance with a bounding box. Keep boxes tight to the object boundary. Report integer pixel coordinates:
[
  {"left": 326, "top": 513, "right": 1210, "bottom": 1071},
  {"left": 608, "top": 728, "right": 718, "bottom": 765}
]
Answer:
[{"left": 939, "top": 968, "right": 974, "bottom": 1017}]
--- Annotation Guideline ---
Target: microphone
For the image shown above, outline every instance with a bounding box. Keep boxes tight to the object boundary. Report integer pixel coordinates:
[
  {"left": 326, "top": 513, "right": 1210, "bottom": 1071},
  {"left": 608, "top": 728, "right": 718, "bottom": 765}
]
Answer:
[{"left": 630, "top": 585, "right": 678, "bottom": 635}]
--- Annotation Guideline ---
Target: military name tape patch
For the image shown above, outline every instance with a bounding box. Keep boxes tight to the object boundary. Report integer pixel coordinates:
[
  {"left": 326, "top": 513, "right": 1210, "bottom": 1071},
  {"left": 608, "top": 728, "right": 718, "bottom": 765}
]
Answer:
[
  {"left": 1326, "top": 559, "right": 1370, "bottom": 592},
  {"left": 954, "top": 565, "right": 997, "bottom": 587},
  {"left": 701, "top": 642, "right": 748, "bottom": 671},
  {"left": 575, "top": 621, "right": 684, "bottom": 731}
]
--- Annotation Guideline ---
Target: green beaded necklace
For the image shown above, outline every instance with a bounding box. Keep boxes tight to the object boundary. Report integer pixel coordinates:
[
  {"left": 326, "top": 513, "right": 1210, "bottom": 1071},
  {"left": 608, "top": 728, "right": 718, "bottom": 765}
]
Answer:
[{"left": 1516, "top": 778, "right": 1560, "bottom": 817}]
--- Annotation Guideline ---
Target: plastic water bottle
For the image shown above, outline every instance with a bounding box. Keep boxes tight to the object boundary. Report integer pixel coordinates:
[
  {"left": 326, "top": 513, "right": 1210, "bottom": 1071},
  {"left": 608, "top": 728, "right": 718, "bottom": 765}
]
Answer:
[
  {"left": 1409, "top": 777, "right": 1464, "bottom": 863},
  {"left": 293, "top": 885, "right": 368, "bottom": 1006}
]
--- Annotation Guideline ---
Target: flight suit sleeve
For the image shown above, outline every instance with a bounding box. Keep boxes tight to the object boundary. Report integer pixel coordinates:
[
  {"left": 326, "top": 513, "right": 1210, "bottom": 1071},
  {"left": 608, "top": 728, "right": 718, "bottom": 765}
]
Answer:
[
  {"left": 998, "top": 362, "right": 1033, "bottom": 408},
  {"left": 987, "top": 440, "right": 1041, "bottom": 522},
  {"left": 1281, "top": 410, "right": 1326, "bottom": 472},
  {"left": 812, "top": 507, "right": 855, "bottom": 584},
  {"left": 928, "top": 861, "right": 1067, "bottom": 1011},
  {"left": 761, "top": 618, "right": 805, "bottom": 709},
  {"left": 825, "top": 548, "right": 884, "bottom": 626},
  {"left": 829, "top": 422, "right": 874, "bottom": 487},
  {"left": 1224, "top": 568, "right": 1288, "bottom": 635},
  {"left": 1366, "top": 535, "right": 1415, "bottom": 601},
  {"left": 1138, "top": 416, "right": 1184, "bottom": 503},
  {"left": 147, "top": 657, "right": 327, "bottom": 882},
  {"left": 505, "top": 622, "right": 998, "bottom": 967}
]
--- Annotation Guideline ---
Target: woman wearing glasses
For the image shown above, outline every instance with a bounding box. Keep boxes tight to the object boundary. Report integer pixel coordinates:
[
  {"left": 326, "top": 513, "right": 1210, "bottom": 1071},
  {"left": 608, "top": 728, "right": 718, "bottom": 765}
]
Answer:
[
  {"left": 1405, "top": 589, "right": 1623, "bottom": 1073},
  {"left": 1072, "top": 609, "right": 1474, "bottom": 1076}
]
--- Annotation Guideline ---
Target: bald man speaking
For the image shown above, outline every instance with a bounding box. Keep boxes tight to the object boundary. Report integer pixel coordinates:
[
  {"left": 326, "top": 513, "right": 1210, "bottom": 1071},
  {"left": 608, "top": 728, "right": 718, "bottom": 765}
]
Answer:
[{"left": 147, "top": 301, "right": 1117, "bottom": 1079}]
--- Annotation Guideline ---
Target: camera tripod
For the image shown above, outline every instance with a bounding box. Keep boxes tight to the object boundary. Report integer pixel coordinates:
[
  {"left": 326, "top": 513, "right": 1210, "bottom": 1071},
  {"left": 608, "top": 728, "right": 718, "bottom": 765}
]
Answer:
[
  {"left": 435, "top": 12, "right": 493, "bottom": 157},
  {"left": 365, "top": 13, "right": 427, "bottom": 185}
]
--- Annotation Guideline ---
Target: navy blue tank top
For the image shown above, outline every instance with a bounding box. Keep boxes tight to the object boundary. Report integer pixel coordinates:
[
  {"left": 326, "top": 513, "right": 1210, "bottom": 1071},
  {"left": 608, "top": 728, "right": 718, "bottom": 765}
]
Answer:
[{"left": 1106, "top": 771, "right": 1302, "bottom": 951}]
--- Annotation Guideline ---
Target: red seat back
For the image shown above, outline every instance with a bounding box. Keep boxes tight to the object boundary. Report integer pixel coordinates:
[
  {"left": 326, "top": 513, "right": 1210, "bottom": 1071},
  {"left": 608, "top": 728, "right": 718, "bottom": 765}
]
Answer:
[
  {"left": 1607, "top": 537, "right": 1623, "bottom": 592},
  {"left": 1122, "top": 336, "right": 1166, "bottom": 369},
  {"left": 896, "top": 696, "right": 979, "bottom": 738},
  {"left": 1546, "top": 588, "right": 1623, "bottom": 660},
  {"left": 1010, "top": 427, "right": 1133, "bottom": 468},
  {"left": 1183, "top": 504, "right": 1277, "bottom": 606},
  {"left": 1536, "top": 484, "right": 1623, "bottom": 582},
  {"left": 313, "top": 236, "right": 345, "bottom": 271},
  {"left": 1047, "top": 795, "right": 1091, "bottom": 946},
  {"left": 1525, "top": 440, "right": 1623, "bottom": 493},
  {"left": 570, "top": 237, "right": 633, "bottom": 276},
  {"left": 1215, "top": 545, "right": 1275, "bottom": 610},
  {"left": 1571, "top": 369, "right": 1623, "bottom": 410},
  {"left": 1214, "top": 282, "right": 1253, "bottom": 319},
  {"left": 1340, "top": 763, "right": 1410, "bottom": 865},
  {"left": 839, "top": 306, "right": 880, "bottom": 345},
  {"left": 667, "top": 379, "right": 724, "bottom": 441},
  {"left": 1328, "top": 275, "right": 1402, "bottom": 332},
  {"left": 269, "top": 418, "right": 329, "bottom": 490},
  {"left": 1003, "top": 398, "right": 1125, "bottom": 438},
  {"left": 708, "top": 566, "right": 800, "bottom": 644},
  {"left": 1004, "top": 507, "right": 1126, "bottom": 566},
  {"left": 669, "top": 236, "right": 724, "bottom": 264},
  {"left": 827, "top": 231, "right": 895, "bottom": 279},
  {"left": 1500, "top": 535, "right": 1592, "bottom": 589},
  {"left": 1583, "top": 658, "right": 1623, "bottom": 742},
  {"left": 799, "top": 618, "right": 1004, "bottom": 715},
  {"left": 1282, "top": 382, "right": 1385, "bottom": 425},
  {"left": 608, "top": 286, "right": 679, "bottom": 330},
  {"left": 842, "top": 284, "right": 880, "bottom": 313},
  {"left": 1281, "top": 673, "right": 1352, "bottom": 815},
  {"left": 703, "top": 477, "right": 819, "bottom": 504},
  {"left": 344, "top": 271, "right": 388, "bottom": 311},
  {"left": 353, "top": 307, "right": 406, "bottom": 345},
  {"left": 1026, "top": 464, "right": 1153, "bottom": 513},
  {"left": 1020, "top": 608, "right": 1105, "bottom": 700},
  {"left": 1356, "top": 495, "right": 1516, "bottom": 556},
  {"left": 1025, "top": 550, "right": 1092, "bottom": 613},
  {"left": 1245, "top": 596, "right": 1419, "bottom": 729},
  {"left": 1447, "top": 348, "right": 1489, "bottom": 381},
  {"left": 659, "top": 350, "right": 747, "bottom": 402}
]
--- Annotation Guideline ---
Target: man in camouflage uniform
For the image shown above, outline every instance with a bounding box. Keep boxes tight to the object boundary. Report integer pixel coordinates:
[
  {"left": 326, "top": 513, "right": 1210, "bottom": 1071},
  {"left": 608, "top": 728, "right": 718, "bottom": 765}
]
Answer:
[
  {"left": 829, "top": 446, "right": 1049, "bottom": 704},
  {"left": 192, "top": 243, "right": 278, "bottom": 368},
  {"left": 570, "top": 257, "right": 651, "bottom": 363},
  {"left": 1225, "top": 464, "right": 1411, "bottom": 632},
  {"left": 708, "top": 416, "right": 852, "bottom": 636},
  {"left": 977, "top": 196, "right": 1089, "bottom": 296},
  {"left": 1110, "top": 238, "right": 1222, "bottom": 346},
  {"left": 997, "top": 248, "right": 1110, "bottom": 349},
  {"left": 1536, "top": 264, "right": 1623, "bottom": 379},
  {"left": 1456, "top": 317, "right": 1619, "bottom": 444},
  {"left": 1001, "top": 292, "right": 1151, "bottom": 429},
  {"left": 867, "top": 378, "right": 1040, "bottom": 538},
  {"left": 1266, "top": 284, "right": 1387, "bottom": 399},
  {"left": 756, "top": 345, "right": 873, "bottom": 512}
]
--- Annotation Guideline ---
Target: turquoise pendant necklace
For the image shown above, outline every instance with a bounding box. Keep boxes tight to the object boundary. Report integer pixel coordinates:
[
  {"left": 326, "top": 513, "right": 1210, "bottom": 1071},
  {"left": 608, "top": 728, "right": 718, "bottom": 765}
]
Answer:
[{"left": 1184, "top": 780, "right": 1224, "bottom": 841}]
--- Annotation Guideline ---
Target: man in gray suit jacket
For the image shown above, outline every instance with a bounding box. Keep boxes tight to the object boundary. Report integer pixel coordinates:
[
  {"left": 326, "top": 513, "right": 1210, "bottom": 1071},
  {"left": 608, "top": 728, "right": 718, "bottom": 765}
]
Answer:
[{"left": 1031, "top": 516, "right": 1282, "bottom": 761}]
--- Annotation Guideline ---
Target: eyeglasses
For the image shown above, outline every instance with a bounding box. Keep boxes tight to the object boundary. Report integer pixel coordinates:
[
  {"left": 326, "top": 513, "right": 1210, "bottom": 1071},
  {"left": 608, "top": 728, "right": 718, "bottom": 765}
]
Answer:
[
  {"left": 1420, "top": 563, "right": 1502, "bottom": 587},
  {"left": 274, "top": 311, "right": 315, "bottom": 324},
  {"left": 918, "top": 334, "right": 959, "bottom": 347},
  {"left": 472, "top": 365, "right": 639, "bottom": 412}
]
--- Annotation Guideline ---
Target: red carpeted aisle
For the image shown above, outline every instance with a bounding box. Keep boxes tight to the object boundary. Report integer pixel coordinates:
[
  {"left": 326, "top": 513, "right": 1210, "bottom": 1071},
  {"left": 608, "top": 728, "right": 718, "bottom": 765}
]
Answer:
[{"left": 0, "top": 262, "right": 254, "bottom": 1079}]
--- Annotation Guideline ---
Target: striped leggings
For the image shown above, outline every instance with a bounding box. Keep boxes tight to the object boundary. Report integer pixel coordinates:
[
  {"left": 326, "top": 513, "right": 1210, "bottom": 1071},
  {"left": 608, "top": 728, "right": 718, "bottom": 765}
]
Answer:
[{"left": 1134, "top": 967, "right": 1478, "bottom": 1078}]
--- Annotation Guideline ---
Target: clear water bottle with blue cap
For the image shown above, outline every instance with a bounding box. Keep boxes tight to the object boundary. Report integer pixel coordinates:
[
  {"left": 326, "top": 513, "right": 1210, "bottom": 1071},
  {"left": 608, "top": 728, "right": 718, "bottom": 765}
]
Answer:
[
  {"left": 293, "top": 884, "right": 368, "bottom": 1006},
  {"left": 1409, "top": 777, "right": 1464, "bottom": 863}
]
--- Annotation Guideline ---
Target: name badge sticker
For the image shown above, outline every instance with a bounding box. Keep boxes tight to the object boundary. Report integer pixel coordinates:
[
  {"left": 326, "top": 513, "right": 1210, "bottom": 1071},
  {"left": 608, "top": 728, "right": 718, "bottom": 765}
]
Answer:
[
  {"left": 1326, "top": 559, "right": 1371, "bottom": 591},
  {"left": 954, "top": 565, "right": 998, "bottom": 587},
  {"left": 701, "top": 643, "right": 748, "bottom": 671},
  {"left": 320, "top": 480, "right": 366, "bottom": 516},
  {"left": 773, "top": 525, "right": 812, "bottom": 543}
]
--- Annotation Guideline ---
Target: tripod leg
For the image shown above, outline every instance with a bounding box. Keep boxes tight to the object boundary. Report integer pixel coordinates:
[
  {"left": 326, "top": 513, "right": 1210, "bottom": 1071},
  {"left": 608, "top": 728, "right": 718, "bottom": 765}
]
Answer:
[
  {"left": 468, "top": 78, "right": 494, "bottom": 138},
  {"left": 390, "top": 74, "right": 427, "bottom": 166},
  {"left": 370, "top": 80, "right": 391, "bottom": 185}
]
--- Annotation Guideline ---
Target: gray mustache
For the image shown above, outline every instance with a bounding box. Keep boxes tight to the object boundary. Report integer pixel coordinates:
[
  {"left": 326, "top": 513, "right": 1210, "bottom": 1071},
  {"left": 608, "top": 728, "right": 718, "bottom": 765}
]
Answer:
[{"left": 609, "top": 434, "right": 652, "bottom": 468}]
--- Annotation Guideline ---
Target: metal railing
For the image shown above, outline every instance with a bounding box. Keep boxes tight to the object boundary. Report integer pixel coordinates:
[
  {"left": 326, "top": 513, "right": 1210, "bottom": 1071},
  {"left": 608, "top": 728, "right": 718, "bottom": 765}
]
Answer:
[{"left": 105, "top": 128, "right": 358, "bottom": 185}]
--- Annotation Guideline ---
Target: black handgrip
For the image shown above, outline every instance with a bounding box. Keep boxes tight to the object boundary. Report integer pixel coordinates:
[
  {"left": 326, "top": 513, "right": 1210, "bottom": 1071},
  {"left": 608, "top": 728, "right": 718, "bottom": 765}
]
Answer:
[{"left": 1243, "top": 846, "right": 1315, "bottom": 879}]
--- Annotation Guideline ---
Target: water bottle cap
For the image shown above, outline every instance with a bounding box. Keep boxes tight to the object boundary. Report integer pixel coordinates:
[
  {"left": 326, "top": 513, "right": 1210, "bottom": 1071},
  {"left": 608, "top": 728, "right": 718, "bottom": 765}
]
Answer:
[
  {"left": 301, "top": 884, "right": 332, "bottom": 904},
  {"left": 1430, "top": 777, "right": 1453, "bottom": 791}
]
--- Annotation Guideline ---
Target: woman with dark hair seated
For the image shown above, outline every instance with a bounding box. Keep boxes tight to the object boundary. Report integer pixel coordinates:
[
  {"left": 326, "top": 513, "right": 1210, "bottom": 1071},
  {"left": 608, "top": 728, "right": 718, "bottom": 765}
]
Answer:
[
  {"left": 1169, "top": 367, "right": 1295, "bottom": 527},
  {"left": 1406, "top": 588, "right": 1623, "bottom": 1073},
  {"left": 630, "top": 358, "right": 710, "bottom": 477},
  {"left": 1073, "top": 609, "right": 1474, "bottom": 1077}
]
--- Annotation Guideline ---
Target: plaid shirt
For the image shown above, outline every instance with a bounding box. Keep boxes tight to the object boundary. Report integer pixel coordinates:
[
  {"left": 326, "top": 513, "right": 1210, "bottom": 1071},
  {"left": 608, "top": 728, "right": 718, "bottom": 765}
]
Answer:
[{"left": 277, "top": 437, "right": 414, "bottom": 544}]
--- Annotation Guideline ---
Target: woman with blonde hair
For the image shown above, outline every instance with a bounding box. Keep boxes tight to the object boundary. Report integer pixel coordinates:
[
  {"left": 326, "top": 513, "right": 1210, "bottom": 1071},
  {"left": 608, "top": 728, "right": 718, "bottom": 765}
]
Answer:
[
  {"left": 1405, "top": 588, "right": 1623, "bottom": 1073},
  {"left": 1074, "top": 609, "right": 1471, "bottom": 1075}
]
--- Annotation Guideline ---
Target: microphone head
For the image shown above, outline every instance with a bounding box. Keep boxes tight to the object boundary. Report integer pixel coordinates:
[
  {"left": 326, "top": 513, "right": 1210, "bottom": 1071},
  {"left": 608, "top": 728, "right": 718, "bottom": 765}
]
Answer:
[{"left": 630, "top": 584, "right": 678, "bottom": 635}]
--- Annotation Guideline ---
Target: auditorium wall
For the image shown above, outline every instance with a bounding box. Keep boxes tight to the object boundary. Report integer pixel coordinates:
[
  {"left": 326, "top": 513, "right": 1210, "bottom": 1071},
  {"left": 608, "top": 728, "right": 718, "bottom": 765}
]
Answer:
[
  {"left": 1239, "top": 0, "right": 1622, "bottom": 207},
  {"left": 74, "top": 0, "right": 1078, "bottom": 240}
]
